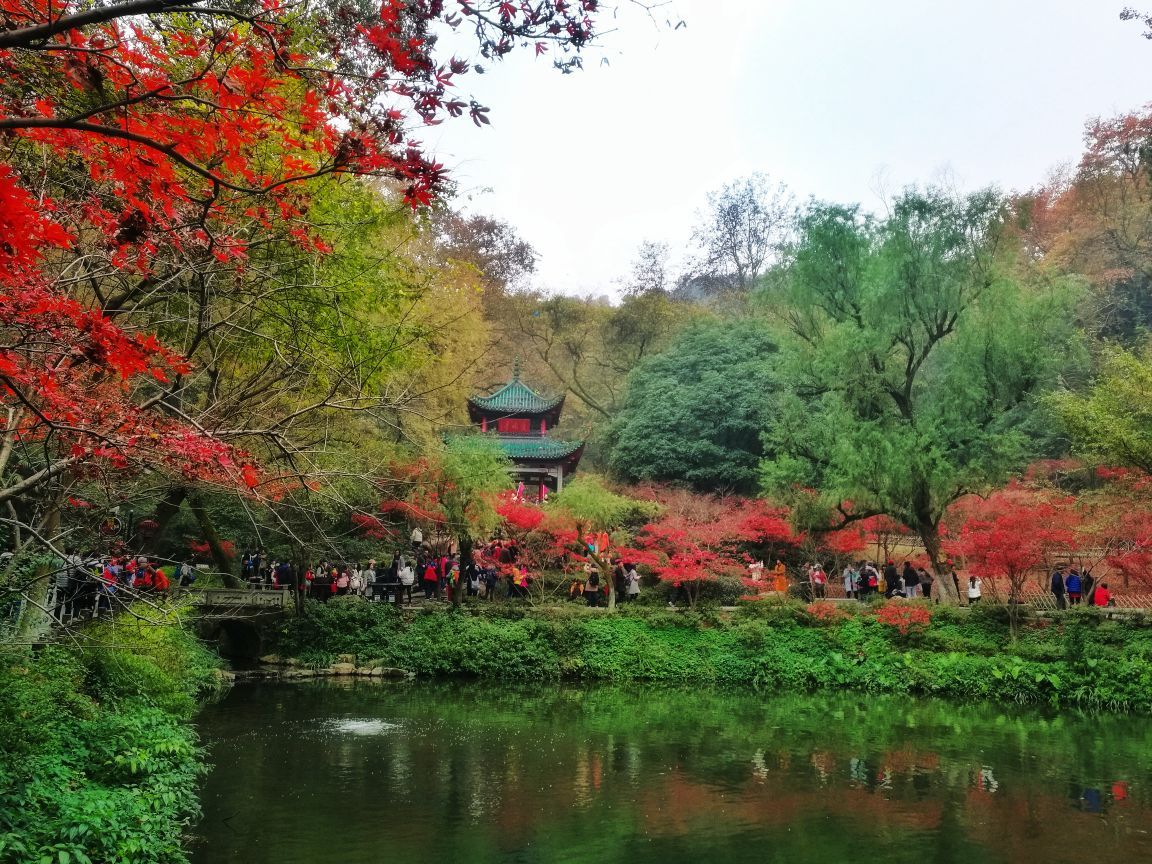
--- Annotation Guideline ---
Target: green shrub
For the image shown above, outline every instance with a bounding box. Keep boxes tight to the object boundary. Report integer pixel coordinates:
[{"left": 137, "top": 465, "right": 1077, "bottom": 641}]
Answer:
[{"left": 0, "top": 605, "right": 212, "bottom": 864}]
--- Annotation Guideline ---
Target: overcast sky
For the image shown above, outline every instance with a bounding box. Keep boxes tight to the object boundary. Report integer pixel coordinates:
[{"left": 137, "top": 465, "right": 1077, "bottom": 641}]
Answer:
[{"left": 417, "top": 0, "right": 1151, "bottom": 296}]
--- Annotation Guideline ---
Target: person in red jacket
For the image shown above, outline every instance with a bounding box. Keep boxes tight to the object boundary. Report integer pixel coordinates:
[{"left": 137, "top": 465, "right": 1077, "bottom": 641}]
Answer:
[
  {"left": 1092, "top": 582, "right": 1112, "bottom": 607},
  {"left": 152, "top": 564, "right": 170, "bottom": 593}
]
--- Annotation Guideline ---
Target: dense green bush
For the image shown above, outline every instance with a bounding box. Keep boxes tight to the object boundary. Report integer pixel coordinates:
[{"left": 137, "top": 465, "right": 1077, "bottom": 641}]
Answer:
[
  {"left": 0, "top": 604, "right": 220, "bottom": 864},
  {"left": 274, "top": 598, "right": 1152, "bottom": 713}
]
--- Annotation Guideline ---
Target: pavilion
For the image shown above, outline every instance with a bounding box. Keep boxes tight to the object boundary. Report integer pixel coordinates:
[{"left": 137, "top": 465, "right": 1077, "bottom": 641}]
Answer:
[{"left": 467, "top": 363, "right": 584, "bottom": 498}]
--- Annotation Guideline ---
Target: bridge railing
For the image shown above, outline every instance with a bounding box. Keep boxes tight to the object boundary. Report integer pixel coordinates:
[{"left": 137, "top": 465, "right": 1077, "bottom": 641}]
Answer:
[{"left": 190, "top": 588, "right": 292, "bottom": 609}]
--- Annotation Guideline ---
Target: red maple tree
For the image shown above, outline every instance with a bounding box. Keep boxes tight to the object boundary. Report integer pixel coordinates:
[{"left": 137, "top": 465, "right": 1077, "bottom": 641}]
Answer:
[
  {"left": 948, "top": 485, "right": 1078, "bottom": 635},
  {"left": 0, "top": 0, "right": 610, "bottom": 509},
  {"left": 630, "top": 493, "right": 798, "bottom": 607}
]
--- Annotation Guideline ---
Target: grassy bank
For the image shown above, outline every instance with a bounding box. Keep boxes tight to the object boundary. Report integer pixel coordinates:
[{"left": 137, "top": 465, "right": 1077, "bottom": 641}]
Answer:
[
  {"left": 0, "top": 605, "right": 222, "bottom": 864},
  {"left": 274, "top": 598, "right": 1152, "bottom": 713}
]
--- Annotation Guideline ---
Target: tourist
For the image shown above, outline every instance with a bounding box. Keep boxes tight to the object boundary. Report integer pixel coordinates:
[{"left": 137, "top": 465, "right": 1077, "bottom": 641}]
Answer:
[
  {"left": 422, "top": 557, "right": 438, "bottom": 600},
  {"left": 465, "top": 557, "right": 481, "bottom": 597},
  {"left": 611, "top": 559, "right": 626, "bottom": 600},
  {"left": 398, "top": 559, "right": 415, "bottom": 604},
  {"left": 1066, "top": 568, "right": 1083, "bottom": 605},
  {"left": 1051, "top": 566, "right": 1067, "bottom": 610},
  {"left": 883, "top": 560, "right": 899, "bottom": 597},
  {"left": 1092, "top": 581, "right": 1113, "bottom": 607},
  {"left": 349, "top": 565, "right": 365, "bottom": 597},
  {"left": 178, "top": 560, "right": 195, "bottom": 587},
  {"left": 482, "top": 565, "right": 499, "bottom": 600},
  {"left": 277, "top": 560, "right": 292, "bottom": 591},
  {"left": 967, "top": 575, "right": 982, "bottom": 604},
  {"left": 810, "top": 563, "right": 827, "bottom": 599},
  {"left": 152, "top": 563, "right": 170, "bottom": 593},
  {"left": 52, "top": 559, "right": 73, "bottom": 621},
  {"left": 312, "top": 567, "right": 332, "bottom": 602},
  {"left": 903, "top": 561, "right": 919, "bottom": 598},
  {"left": 843, "top": 562, "right": 858, "bottom": 600},
  {"left": 411, "top": 525, "right": 423, "bottom": 552},
  {"left": 772, "top": 559, "right": 788, "bottom": 594},
  {"left": 585, "top": 569, "right": 601, "bottom": 607},
  {"left": 626, "top": 564, "right": 641, "bottom": 601},
  {"left": 748, "top": 560, "right": 764, "bottom": 583},
  {"left": 513, "top": 565, "right": 530, "bottom": 599}
]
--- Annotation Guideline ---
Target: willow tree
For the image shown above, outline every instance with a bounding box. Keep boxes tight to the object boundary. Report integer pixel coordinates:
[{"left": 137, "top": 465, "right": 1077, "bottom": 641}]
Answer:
[
  {"left": 760, "top": 189, "right": 1081, "bottom": 602},
  {"left": 436, "top": 436, "right": 511, "bottom": 608},
  {"left": 547, "top": 475, "right": 656, "bottom": 609}
]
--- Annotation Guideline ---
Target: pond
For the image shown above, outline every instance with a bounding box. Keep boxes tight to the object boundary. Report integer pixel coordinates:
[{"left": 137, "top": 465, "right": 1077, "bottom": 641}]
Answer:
[{"left": 192, "top": 681, "right": 1152, "bottom": 864}]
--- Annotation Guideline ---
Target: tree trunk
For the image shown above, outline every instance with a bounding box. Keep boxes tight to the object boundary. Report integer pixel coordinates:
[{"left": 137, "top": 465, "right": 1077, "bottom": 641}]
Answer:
[
  {"left": 188, "top": 495, "right": 239, "bottom": 587},
  {"left": 140, "top": 486, "right": 187, "bottom": 556},
  {"left": 17, "top": 504, "right": 61, "bottom": 639},
  {"left": 454, "top": 536, "right": 472, "bottom": 608},
  {"left": 918, "top": 519, "right": 959, "bottom": 605}
]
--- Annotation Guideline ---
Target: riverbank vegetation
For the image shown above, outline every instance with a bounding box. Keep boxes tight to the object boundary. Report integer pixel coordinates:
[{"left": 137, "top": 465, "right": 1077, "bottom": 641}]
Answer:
[
  {"left": 0, "top": 608, "right": 221, "bottom": 864},
  {"left": 272, "top": 598, "right": 1152, "bottom": 713}
]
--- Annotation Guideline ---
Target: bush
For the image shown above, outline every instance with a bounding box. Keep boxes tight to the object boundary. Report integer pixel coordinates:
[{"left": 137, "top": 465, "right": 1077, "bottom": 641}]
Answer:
[
  {"left": 271, "top": 598, "right": 1152, "bottom": 713},
  {"left": 0, "top": 604, "right": 213, "bottom": 864}
]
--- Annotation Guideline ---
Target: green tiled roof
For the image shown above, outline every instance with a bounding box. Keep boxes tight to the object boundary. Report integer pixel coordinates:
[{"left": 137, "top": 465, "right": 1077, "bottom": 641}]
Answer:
[
  {"left": 469, "top": 373, "right": 564, "bottom": 415},
  {"left": 497, "top": 436, "right": 584, "bottom": 461}
]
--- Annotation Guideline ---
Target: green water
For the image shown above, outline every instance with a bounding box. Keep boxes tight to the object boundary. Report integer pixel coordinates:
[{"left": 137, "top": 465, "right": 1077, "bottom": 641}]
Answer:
[{"left": 192, "top": 681, "right": 1152, "bottom": 863}]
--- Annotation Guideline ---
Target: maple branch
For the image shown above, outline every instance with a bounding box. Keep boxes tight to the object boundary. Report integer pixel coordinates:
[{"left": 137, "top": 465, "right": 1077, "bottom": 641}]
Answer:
[
  {"left": 0, "top": 456, "right": 82, "bottom": 505},
  {"left": 0, "top": 0, "right": 202, "bottom": 49},
  {"left": 0, "top": 117, "right": 351, "bottom": 195}
]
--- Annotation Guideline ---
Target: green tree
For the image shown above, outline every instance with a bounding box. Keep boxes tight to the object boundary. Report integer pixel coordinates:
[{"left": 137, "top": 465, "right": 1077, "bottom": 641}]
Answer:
[
  {"left": 1049, "top": 346, "right": 1152, "bottom": 472},
  {"left": 436, "top": 436, "right": 511, "bottom": 608},
  {"left": 604, "top": 319, "right": 778, "bottom": 493},
  {"left": 761, "top": 189, "right": 1082, "bottom": 602},
  {"left": 547, "top": 475, "right": 657, "bottom": 609}
]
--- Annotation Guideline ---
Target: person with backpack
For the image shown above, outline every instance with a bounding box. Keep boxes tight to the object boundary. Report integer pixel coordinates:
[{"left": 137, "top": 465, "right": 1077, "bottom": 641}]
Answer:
[
  {"left": 465, "top": 558, "right": 481, "bottom": 598},
  {"left": 967, "top": 575, "right": 983, "bottom": 605},
  {"left": 1066, "top": 568, "right": 1083, "bottom": 605},
  {"left": 585, "top": 569, "right": 601, "bottom": 608},
  {"left": 421, "top": 556, "right": 438, "bottom": 600}
]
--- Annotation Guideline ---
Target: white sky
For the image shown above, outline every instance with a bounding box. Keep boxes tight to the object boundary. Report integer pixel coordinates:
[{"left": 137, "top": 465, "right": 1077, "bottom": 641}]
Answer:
[{"left": 417, "top": 0, "right": 1152, "bottom": 296}]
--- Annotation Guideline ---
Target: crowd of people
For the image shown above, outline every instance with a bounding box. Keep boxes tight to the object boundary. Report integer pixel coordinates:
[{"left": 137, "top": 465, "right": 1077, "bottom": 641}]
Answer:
[
  {"left": 566, "top": 560, "right": 641, "bottom": 607},
  {"left": 41, "top": 537, "right": 1122, "bottom": 625},
  {"left": 1050, "top": 565, "right": 1114, "bottom": 608},
  {"left": 47, "top": 553, "right": 199, "bottom": 621}
]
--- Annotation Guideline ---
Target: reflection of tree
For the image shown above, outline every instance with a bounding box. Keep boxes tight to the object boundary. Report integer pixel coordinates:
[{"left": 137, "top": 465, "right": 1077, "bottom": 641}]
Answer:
[{"left": 196, "top": 683, "right": 1152, "bottom": 863}]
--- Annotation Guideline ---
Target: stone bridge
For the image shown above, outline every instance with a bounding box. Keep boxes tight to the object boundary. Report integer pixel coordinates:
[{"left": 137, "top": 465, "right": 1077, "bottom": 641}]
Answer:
[{"left": 190, "top": 587, "right": 292, "bottom": 660}]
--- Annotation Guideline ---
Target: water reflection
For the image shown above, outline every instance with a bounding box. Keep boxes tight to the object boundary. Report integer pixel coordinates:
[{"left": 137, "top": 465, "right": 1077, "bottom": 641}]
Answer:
[{"left": 193, "top": 682, "right": 1152, "bottom": 864}]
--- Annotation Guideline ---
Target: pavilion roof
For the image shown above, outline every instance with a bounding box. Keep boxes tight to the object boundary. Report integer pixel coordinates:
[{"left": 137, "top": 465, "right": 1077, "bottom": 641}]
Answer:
[
  {"left": 469, "top": 365, "right": 564, "bottom": 416},
  {"left": 497, "top": 436, "right": 584, "bottom": 461}
]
